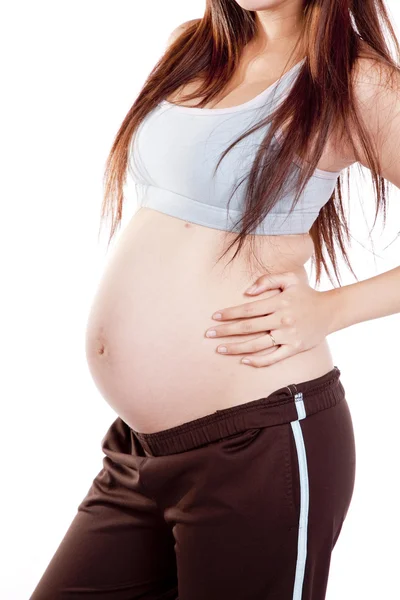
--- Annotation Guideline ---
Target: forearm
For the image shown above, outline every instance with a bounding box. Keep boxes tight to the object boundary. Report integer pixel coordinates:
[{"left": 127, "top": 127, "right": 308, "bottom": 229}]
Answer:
[{"left": 325, "top": 265, "right": 400, "bottom": 334}]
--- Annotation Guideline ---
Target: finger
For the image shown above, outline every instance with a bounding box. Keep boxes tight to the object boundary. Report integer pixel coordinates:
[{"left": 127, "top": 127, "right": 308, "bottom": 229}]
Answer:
[
  {"left": 241, "top": 344, "right": 294, "bottom": 367},
  {"left": 245, "top": 271, "right": 299, "bottom": 295},
  {"left": 206, "top": 315, "right": 281, "bottom": 338},
  {"left": 216, "top": 332, "right": 277, "bottom": 355},
  {"left": 211, "top": 296, "right": 281, "bottom": 321}
]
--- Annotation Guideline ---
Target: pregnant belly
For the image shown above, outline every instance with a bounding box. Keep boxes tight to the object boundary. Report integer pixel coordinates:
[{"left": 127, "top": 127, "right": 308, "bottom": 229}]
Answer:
[{"left": 85, "top": 208, "right": 334, "bottom": 433}]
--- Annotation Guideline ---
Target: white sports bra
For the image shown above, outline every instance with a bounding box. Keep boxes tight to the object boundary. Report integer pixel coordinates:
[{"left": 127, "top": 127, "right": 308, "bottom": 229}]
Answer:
[{"left": 128, "top": 58, "right": 342, "bottom": 235}]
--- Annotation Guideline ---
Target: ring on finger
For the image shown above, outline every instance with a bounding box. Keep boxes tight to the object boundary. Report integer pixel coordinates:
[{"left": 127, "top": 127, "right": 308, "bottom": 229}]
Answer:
[{"left": 267, "top": 331, "right": 277, "bottom": 346}]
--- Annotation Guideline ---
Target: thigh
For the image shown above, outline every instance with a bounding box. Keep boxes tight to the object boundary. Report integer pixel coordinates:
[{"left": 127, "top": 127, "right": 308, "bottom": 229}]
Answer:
[
  {"left": 291, "top": 397, "right": 356, "bottom": 599},
  {"left": 30, "top": 420, "right": 178, "bottom": 600},
  {"left": 169, "top": 425, "right": 301, "bottom": 600}
]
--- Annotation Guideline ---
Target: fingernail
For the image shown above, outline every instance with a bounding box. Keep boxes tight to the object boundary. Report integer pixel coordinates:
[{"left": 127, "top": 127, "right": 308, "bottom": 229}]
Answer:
[
  {"left": 217, "top": 346, "right": 227, "bottom": 353},
  {"left": 212, "top": 312, "right": 222, "bottom": 320},
  {"left": 246, "top": 285, "right": 258, "bottom": 293},
  {"left": 241, "top": 358, "right": 251, "bottom": 364},
  {"left": 206, "top": 329, "right": 217, "bottom": 337},
  {"left": 246, "top": 285, "right": 263, "bottom": 294}
]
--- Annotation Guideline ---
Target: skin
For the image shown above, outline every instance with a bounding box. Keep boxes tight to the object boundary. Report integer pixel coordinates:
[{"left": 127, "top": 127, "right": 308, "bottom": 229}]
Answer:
[
  {"left": 85, "top": 0, "right": 400, "bottom": 433},
  {"left": 205, "top": 6, "right": 400, "bottom": 367}
]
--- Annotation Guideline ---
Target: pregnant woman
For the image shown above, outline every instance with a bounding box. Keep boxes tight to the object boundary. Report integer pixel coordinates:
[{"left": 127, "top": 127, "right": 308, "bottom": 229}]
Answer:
[{"left": 31, "top": 1, "right": 400, "bottom": 599}]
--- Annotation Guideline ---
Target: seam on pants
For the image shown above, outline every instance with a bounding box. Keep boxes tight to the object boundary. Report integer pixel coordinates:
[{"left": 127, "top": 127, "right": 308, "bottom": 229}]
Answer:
[
  {"left": 290, "top": 390, "right": 310, "bottom": 600},
  {"left": 282, "top": 423, "right": 297, "bottom": 521}
]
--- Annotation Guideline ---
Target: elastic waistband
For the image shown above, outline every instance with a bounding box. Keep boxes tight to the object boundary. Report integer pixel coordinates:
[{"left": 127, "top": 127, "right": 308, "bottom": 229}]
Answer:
[{"left": 131, "top": 366, "right": 345, "bottom": 457}]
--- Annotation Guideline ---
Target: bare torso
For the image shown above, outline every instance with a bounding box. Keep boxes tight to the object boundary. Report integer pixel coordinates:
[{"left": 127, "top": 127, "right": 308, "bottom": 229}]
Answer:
[
  {"left": 85, "top": 38, "right": 353, "bottom": 434},
  {"left": 86, "top": 209, "right": 338, "bottom": 433}
]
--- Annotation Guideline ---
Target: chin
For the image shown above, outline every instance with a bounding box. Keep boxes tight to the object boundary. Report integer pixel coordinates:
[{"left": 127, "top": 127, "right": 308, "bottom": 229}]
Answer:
[{"left": 234, "top": 0, "right": 288, "bottom": 9}]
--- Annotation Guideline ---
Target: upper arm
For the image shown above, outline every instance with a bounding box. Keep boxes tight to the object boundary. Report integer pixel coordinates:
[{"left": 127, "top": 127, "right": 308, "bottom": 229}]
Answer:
[
  {"left": 350, "top": 56, "right": 400, "bottom": 188},
  {"left": 165, "top": 18, "right": 200, "bottom": 50}
]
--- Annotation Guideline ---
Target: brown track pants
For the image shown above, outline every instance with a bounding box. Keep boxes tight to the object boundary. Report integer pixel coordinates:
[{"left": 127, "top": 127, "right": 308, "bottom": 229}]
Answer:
[{"left": 30, "top": 365, "right": 356, "bottom": 599}]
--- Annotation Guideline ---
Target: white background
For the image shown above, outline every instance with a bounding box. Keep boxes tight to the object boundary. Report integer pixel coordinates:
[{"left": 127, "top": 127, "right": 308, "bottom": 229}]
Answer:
[{"left": 1, "top": 1, "right": 400, "bottom": 598}]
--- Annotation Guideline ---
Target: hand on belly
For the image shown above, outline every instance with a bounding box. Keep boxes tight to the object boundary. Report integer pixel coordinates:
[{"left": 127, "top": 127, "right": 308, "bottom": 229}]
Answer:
[{"left": 204, "top": 270, "right": 335, "bottom": 369}]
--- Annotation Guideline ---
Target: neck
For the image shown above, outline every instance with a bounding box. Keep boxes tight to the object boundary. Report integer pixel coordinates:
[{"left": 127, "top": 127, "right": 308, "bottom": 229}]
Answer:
[{"left": 254, "top": 0, "right": 305, "bottom": 54}]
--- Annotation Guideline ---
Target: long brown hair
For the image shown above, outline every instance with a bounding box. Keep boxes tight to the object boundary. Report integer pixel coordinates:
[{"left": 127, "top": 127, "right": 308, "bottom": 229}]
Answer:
[{"left": 100, "top": 0, "right": 400, "bottom": 286}]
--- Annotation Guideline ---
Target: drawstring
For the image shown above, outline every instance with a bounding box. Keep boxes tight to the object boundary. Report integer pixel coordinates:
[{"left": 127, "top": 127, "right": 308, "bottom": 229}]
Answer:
[{"left": 286, "top": 382, "right": 299, "bottom": 397}]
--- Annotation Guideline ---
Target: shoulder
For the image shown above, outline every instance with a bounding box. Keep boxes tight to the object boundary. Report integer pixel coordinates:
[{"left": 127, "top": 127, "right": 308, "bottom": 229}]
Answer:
[
  {"left": 348, "top": 45, "right": 400, "bottom": 184},
  {"left": 338, "top": 44, "right": 400, "bottom": 164},
  {"left": 166, "top": 18, "right": 200, "bottom": 49},
  {"left": 351, "top": 40, "right": 400, "bottom": 117},
  {"left": 351, "top": 54, "right": 400, "bottom": 140},
  {"left": 352, "top": 50, "right": 400, "bottom": 108}
]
